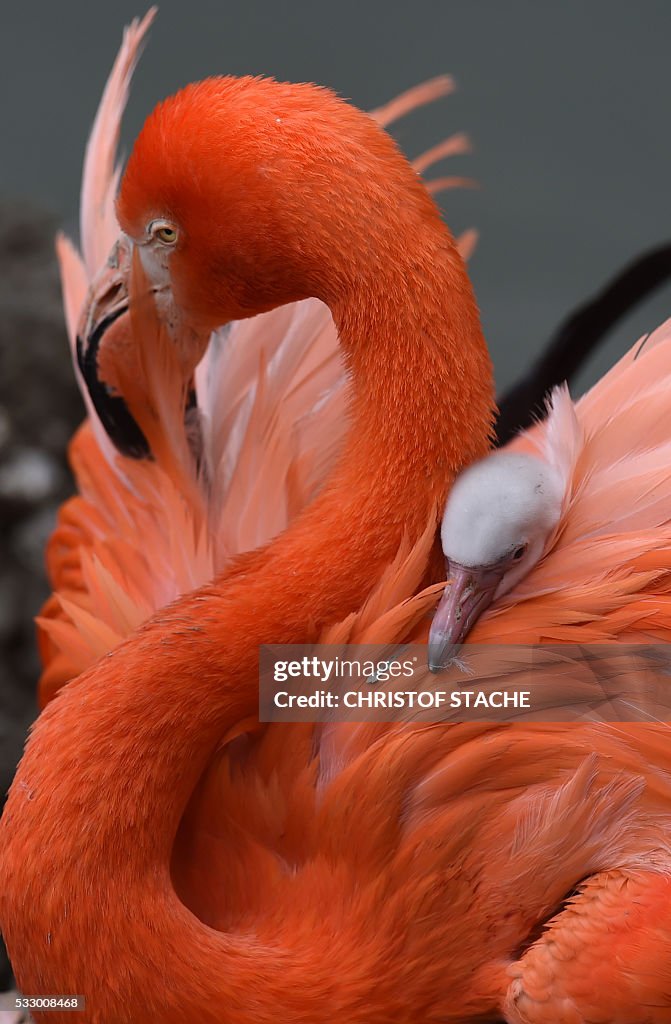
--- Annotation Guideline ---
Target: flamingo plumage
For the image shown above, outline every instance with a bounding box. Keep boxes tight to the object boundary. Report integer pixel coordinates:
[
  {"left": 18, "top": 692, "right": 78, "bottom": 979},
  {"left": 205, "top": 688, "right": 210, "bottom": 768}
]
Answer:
[
  {"left": 429, "top": 322, "right": 671, "bottom": 665},
  {"left": 3, "top": 14, "right": 671, "bottom": 1024}
]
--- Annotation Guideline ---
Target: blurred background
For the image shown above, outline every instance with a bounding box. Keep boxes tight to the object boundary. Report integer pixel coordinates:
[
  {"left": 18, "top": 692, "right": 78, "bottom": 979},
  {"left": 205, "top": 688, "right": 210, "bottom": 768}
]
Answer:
[{"left": 0, "top": 0, "right": 670, "bottom": 985}]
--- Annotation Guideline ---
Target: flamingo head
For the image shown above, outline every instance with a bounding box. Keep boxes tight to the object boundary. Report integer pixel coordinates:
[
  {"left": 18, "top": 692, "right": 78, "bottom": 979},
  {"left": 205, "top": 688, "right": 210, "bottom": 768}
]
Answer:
[
  {"left": 81, "top": 75, "right": 436, "bottom": 364},
  {"left": 77, "top": 75, "right": 444, "bottom": 455},
  {"left": 428, "top": 451, "right": 564, "bottom": 670}
]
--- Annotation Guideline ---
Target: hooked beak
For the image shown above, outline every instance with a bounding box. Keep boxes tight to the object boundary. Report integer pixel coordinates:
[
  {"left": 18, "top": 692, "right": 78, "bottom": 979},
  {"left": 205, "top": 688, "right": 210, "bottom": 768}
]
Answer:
[
  {"left": 76, "top": 237, "right": 151, "bottom": 459},
  {"left": 78, "top": 236, "right": 131, "bottom": 350},
  {"left": 427, "top": 561, "right": 504, "bottom": 672}
]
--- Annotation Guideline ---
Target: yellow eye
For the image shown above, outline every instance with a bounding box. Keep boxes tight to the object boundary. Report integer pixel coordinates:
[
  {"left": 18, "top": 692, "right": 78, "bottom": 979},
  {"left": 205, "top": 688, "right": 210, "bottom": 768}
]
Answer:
[
  {"left": 148, "top": 220, "right": 178, "bottom": 245},
  {"left": 157, "top": 226, "right": 177, "bottom": 244}
]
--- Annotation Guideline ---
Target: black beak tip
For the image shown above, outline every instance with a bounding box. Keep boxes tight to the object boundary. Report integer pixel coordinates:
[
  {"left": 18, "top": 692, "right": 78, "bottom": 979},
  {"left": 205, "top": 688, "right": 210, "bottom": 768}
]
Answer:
[{"left": 76, "top": 323, "right": 152, "bottom": 461}]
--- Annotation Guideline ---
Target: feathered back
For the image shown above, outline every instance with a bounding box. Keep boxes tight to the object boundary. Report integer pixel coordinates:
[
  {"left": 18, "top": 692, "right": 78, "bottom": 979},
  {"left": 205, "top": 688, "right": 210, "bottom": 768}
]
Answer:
[
  {"left": 473, "top": 319, "right": 671, "bottom": 644},
  {"left": 38, "top": 18, "right": 477, "bottom": 701}
]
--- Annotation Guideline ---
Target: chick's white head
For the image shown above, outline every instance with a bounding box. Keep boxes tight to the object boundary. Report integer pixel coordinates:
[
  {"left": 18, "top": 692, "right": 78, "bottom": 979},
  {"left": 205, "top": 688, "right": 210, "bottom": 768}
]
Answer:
[{"left": 429, "top": 451, "right": 564, "bottom": 670}]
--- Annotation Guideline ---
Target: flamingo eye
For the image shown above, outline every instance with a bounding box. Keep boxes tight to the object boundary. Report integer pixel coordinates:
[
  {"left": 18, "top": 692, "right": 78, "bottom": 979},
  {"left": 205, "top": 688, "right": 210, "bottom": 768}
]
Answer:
[
  {"left": 148, "top": 220, "right": 178, "bottom": 245},
  {"left": 512, "top": 545, "right": 527, "bottom": 561}
]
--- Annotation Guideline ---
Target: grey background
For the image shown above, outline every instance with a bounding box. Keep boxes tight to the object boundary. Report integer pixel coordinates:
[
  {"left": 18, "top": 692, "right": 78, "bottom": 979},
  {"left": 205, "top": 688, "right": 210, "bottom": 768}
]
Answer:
[{"left": 2, "top": 0, "right": 671, "bottom": 391}]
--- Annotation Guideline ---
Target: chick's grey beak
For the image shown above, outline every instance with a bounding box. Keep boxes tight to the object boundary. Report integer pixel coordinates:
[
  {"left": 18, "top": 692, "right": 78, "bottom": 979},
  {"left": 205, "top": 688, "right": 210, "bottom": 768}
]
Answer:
[{"left": 428, "top": 561, "right": 504, "bottom": 672}]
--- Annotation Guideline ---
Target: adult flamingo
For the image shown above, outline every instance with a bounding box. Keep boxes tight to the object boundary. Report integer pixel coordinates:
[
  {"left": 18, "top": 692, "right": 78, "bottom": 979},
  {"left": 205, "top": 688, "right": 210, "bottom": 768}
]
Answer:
[
  {"left": 0, "top": 12, "right": 497, "bottom": 1023},
  {"left": 4, "top": 15, "right": 671, "bottom": 1024}
]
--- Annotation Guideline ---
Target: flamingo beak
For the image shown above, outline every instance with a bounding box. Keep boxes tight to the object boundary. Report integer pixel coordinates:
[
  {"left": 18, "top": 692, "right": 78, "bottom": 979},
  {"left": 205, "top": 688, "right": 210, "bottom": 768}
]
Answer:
[
  {"left": 78, "top": 236, "right": 132, "bottom": 350},
  {"left": 427, "top": 561, "right": 504, "bottom": 672},
  {"left": 75, "top": 237, "right": 151, "bottom": 459}
]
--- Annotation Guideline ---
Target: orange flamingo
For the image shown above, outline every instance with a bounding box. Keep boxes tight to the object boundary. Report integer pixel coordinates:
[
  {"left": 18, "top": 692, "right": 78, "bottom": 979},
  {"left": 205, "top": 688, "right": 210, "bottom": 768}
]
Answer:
[{"left": 4, "top": 15, "right": 671, "bottom": 1024}]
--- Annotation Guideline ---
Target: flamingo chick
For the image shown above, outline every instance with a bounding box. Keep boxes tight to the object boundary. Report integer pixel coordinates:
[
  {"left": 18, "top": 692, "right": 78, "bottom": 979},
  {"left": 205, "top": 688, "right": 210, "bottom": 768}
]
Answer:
[
  {"left": 429, "top": 320, "right": 671, "bottom": 669},
  {"left": 429, "top": 449, "right": 563, "bottom": 668}
]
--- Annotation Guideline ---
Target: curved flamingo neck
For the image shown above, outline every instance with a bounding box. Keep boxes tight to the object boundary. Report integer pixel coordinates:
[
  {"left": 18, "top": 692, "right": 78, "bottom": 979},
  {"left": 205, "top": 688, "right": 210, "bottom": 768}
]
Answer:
[{"left": 0, "top": 203, "right": 493, "bottom": 1020}]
